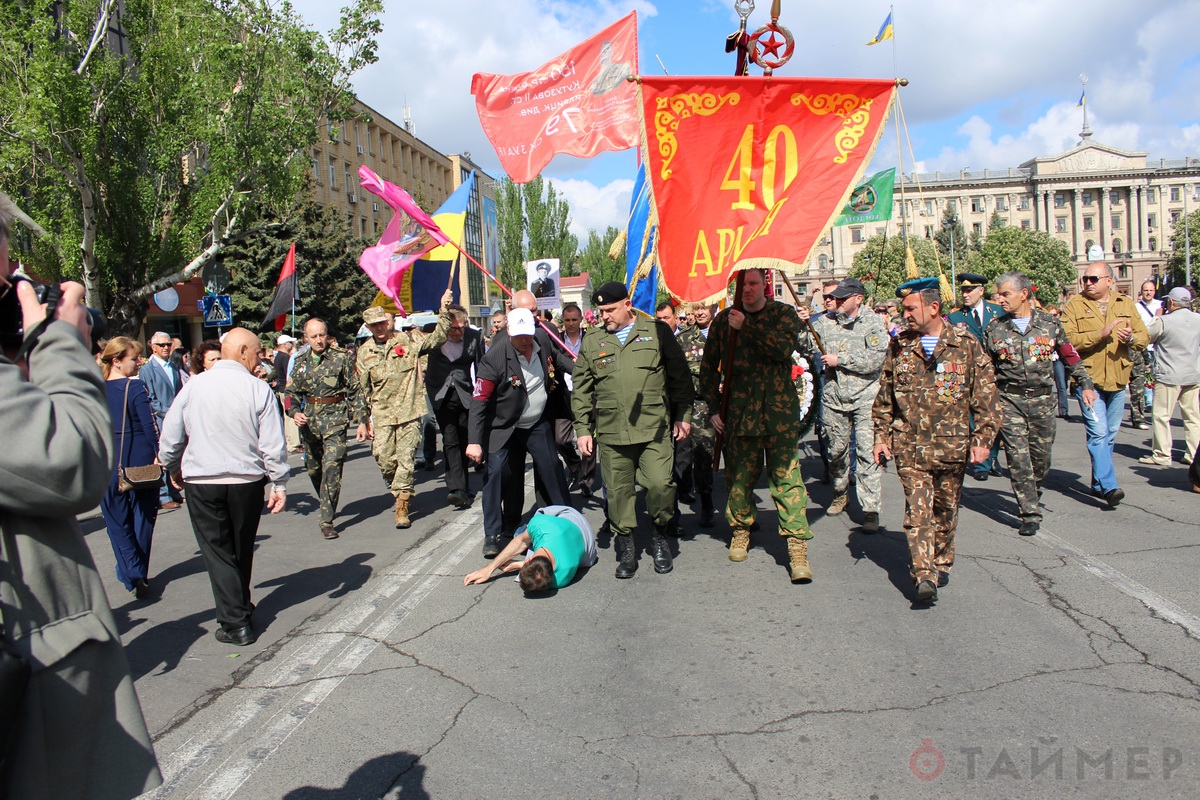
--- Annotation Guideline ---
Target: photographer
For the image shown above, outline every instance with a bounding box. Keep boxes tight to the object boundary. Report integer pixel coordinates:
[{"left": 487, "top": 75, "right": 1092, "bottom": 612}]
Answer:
[{"left": 0, "top": 199, "right": 161, "bottom": 797}]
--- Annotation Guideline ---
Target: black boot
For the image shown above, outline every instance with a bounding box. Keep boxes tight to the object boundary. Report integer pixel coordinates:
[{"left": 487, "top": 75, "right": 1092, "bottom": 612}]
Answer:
[
  {"left": 615, "top": 534, "right": 638, "bottom": 579},
  {"left": 651, "top": 527, "right": 673, "bottom": 574},
  {"left": 698, "top": 492, "right": 715, "bottom": 528}
]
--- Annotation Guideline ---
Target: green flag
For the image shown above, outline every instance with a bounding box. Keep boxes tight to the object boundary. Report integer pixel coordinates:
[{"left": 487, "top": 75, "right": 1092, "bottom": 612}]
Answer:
[{"left": 833, "top": 168, "right": 895, "bottom": 226}]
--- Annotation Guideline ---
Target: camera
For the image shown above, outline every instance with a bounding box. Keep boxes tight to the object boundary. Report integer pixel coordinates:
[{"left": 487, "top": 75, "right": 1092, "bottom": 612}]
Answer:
[{"left": 0, "top": 275, "right": 107, "bottom": 351}]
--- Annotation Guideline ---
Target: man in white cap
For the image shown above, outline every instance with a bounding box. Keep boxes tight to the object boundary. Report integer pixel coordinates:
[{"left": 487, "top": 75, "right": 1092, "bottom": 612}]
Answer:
[
  {"left": 1138, "top": 286, "right": 1200, "bottom": 467},
  {"left": 271, "top": 334, "right": 301, "bottom": 451}
]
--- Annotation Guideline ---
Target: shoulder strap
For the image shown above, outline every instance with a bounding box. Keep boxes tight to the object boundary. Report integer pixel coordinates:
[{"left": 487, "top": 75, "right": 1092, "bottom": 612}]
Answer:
[{"left": 118, "top": 379, "right": 130, "bottom": 470}]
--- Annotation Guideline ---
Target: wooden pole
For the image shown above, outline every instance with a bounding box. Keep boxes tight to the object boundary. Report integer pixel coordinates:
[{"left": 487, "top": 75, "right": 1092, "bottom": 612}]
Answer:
[{"left": 777, "top": 271, "right": 826, "bottom": 354}]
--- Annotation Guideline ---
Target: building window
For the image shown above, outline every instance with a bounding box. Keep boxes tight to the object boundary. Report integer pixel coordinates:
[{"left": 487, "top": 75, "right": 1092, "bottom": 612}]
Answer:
[
  {"left": 1085, "top": 239, "right": 1095, "bottom": 250},
  {"left": 344, "top": 163, "right": 351, "bottom": 190},
  {"left": 1083, "top": 216, "right": 1094, "bottom": 231},
  {"left": 373, "top": 220, "right": 379, "bottom": 234},
  {"left": 924, "top": 199, "right": 934, "bottom": 215},
  {"left": 354, "top": 123, "right": 360, "bottom": 148},
  {"left": 327, "top": 121, "right": 338, "bottom": 141},
  {"left": 1021, "top": 219, "right": 1031, "bottom": 229},
  {"left": 1112, "top": 239, "right": 1122, "bottom": 254},
  {"left": 1118, "top": 264, "right": 1128, "bottom": 279},
  {"left": 851, "top": 228, "right": 865, "bottom": 243},
  {"left": 947, "top": 199, "right": 957, "bottom": 214},
  {"left": 972, "top": 222, "right": 983, "bottom": 235},
  {"left": 1171, "top": 210, "right": 1181, "bottom": 223},
  {"left": 312, "top": 155, "right": 319, "bottom": 184},
  {"left": 328, "top": 158, "right": 337, "bottom": 189},
  {"left": 1019, "top": 195, "right": 1030, "bottom": 210},
  {"left": 818, "top": 254, "right": 829, "bottom": 270},
  {"left": 971, "top": 197, "right": 985, "bottom": 213},
  {"left": 1054, "top": 193, "right": 1066, "bottom": 208},
  {"left": 924, "top": 225, "right": 933, "bottom": 238},
  {"left": 1109, "top": 190, "right": 1120, "bottom": 204},
  {"left": 360, "top": 217, "right": 367, "bottom": 237},
  {"left": 996, "top": 196, "right": 1009, "bottom": 211},
  {"left": 1147, "top": 187, "right": 1156, "bottom": 203},
  {"left": 1083, "top": 191, "right": 1093, "bottom": 206},
  {"left": 1111, "top": 215, "right": 1121, "bottom": 230},
  {"left": 1149, "top": 236, "right": 1158, "bottom": 251},
  {"left": 1055, "top": 217, "right": 1067, "bottom": 233},
  {"left": 1170, "top": 187, "right": 1181, "bottom": 202},
  {"left": 1148, "top": 212, "right": 1157, "bottom": 229}
]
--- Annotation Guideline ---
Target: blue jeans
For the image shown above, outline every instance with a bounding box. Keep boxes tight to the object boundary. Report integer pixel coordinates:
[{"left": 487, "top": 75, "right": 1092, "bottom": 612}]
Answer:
[{"left": 1078, "top": 387, "right": 1125, "bottom": 493}]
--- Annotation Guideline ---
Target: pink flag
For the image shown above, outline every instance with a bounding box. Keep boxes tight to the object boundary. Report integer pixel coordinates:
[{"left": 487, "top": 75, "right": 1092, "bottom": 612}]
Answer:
[{"left": 357, "top": 166, "right": 450, "bottom": 308}]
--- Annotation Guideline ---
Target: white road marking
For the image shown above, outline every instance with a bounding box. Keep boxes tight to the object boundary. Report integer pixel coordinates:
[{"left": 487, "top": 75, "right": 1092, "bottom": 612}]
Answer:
[{"left": 1037, "top": 528, "right": 1200, "bottom": 638}]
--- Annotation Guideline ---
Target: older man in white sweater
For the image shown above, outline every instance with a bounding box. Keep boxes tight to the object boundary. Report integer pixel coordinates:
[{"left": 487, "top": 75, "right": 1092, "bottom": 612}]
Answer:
[
  {"left": 160, "top": 328, "right": 289, "bottom": 646},
  {"left": 1138, "top": 287, "right": 1200, "bottom": 468}
]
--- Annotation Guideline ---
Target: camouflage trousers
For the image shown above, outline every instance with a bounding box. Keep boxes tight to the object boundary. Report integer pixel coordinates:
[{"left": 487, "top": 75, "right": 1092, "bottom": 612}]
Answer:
[
  {"left": 690, "top": 399, "right": 716, "bottom": 496},
  {"left": 300, "top": 425, "right": 348, "bottom": 526},
  {"left": 1128, "top": 348, "right": 1149, "bottom": 425},
  {"left": 373, "top": 419, "right": 422, "bottom": 498},
  {"left": 998, "top": 393, "right": 1057, "bottom": 524},
  {"left": 824, "top": 400, "right": 881, "bottom": 513},
  {"left": 896, "top": 464, "right": 964, "bottom": 584},
  {"left": 723, "top": 433, "right": 811, "bottom": 539}
]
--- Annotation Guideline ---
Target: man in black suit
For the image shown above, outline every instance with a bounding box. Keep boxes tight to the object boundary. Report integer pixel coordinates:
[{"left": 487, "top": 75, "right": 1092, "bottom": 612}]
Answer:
[
  {"left": 424, "top": 304, "right": 482, "bottom": 508},
  {"left": 530, "top": 261, "right": 556, "bottom": 299},
  {"left": 466, "top": 308, "right": 574, "bottom": 557}
]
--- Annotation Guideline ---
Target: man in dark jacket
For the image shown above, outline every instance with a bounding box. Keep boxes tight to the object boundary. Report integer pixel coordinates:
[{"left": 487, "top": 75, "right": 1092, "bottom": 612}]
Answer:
[
  {"left": 425, "top": 304, "right": 483, "bottom": 508},
  {"left": 467, "top": 308, "right": 574, "bottom": 557}
]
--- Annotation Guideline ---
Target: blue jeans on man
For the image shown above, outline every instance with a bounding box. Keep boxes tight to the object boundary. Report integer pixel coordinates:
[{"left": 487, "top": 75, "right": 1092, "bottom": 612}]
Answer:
[{"left": 1077, "top": 387, "right": 1125, "bottom": 494}]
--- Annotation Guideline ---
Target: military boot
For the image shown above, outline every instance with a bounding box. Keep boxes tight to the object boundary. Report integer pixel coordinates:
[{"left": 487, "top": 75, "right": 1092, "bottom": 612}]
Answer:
[
  {"left": 651, "top": 526, "right": 673, "bottom": 574},
  {"left": 394, "top": 494, "right": 411, "bottom": 529},
  {"left": 728, "top": 528, "right": 750, "bottom": 562},
  {"left": 698, "top": 492, "right": 715, "bottom": 528},
  {"left": 787, "top": 537, "right": 812, "bottom": 582},
  {"left": 614, "top": 534, "right": 638, "bottom": 579}
]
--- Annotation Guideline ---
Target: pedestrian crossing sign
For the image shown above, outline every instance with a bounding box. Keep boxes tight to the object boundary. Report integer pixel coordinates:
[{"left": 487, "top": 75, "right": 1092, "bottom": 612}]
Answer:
[{"left": 202, "top": 294, "right": 233, "bottom": 327}]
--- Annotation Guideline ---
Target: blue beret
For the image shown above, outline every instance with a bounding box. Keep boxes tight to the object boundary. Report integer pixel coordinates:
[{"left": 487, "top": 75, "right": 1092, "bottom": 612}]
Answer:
[{"left": 895, "top": 277, "right": 939, "bottom": 298}]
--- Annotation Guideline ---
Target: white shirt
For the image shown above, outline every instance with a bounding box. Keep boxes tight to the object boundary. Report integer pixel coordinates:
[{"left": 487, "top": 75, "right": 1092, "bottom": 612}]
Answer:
[
  {"left": 515, "top": 343, "right": 547, "bottom": 429},
  {"left": 440, "top": 339, "right": 464, "bottom": 361}
]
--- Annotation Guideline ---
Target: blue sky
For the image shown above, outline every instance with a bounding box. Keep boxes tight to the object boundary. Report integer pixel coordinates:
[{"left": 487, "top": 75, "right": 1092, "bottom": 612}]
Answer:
[{"left": 291, "top": 0, "right": 1200, "bottom": 240}]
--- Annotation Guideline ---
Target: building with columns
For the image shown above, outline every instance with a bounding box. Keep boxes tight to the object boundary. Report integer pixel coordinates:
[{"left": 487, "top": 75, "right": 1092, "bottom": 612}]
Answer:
[{"left": 801, "top": 137, "right": 1200, "bottom": 301}]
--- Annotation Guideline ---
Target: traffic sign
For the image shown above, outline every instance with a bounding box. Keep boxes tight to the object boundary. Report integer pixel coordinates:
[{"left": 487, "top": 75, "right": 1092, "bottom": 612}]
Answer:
[{"left": 201, "top": 294, "right": 233, "bottom": 328}]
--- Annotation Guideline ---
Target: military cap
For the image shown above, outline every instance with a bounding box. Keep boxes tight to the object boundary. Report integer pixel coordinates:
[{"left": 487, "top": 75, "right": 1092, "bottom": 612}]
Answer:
[
  {"left": 829, "top": 277, "right": 867, "bottom": 299},
  {"left": 362, "top": 306, "right": 389, "bottom": 325},
  {"left": 592, "top": 281, "right": 629, "bottom": 306},
  {"left": 957, "top": 272, "right": 988, "bottom": 290},
  {"left": 896, "top": 277, "right": 940, "bottom": 298}
]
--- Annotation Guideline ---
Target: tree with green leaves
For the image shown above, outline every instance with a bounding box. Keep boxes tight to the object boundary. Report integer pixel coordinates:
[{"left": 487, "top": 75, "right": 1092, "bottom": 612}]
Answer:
[
  {"left": 0, "top": 0, "right": 383, "bottom": 334},
  {"left": 576, "top": 226, "right": 624, "bottom": 288},
  {"left": 977, "top": 226, "right": 1077, "bottom": 305},
  {"left": 849, "top": 234, "right": 945, "bottom": 303},
  {"left": 1165, "top": 208, "right": 1199, "bottom": 289},
  {"left": 493, "top": 175, "right": 579, "bottom": 291},
  {"left": 932, "top": 207, "right": 969, "bottom": 258}
]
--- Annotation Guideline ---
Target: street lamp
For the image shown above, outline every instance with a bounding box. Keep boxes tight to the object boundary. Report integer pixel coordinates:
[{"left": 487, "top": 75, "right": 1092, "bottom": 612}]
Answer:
[{"left": 943, "top": 214, "right": 958, "bottom": 289}]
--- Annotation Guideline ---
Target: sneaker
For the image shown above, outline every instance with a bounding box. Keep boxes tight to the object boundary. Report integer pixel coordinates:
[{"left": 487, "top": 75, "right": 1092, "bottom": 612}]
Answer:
[
  {"left": 827, "top": 493, "right": 848, "bottom": 515},
  {"left": 862, "top": 512, "right": 880, "bottom": 533},
  {"left": 1138, "top": 454, "right": 1171, "bottom": 466},
  {"left": 1134, "top": 422, "right": 1151, "bottom": 430},
  {"left": 915, "top": 580, "right": 938, "bottom": 603}
]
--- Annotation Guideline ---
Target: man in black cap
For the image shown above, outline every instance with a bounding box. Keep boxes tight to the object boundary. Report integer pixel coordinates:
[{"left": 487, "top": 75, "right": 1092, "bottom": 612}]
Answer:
[
  {"left": 797, "top": 277, "right": 889, "bottom": 531},
  {"left": 571, "top": 281, "right": 694, "bottom": 578},
  {"left": 948, "top": 273, "right": 1003, "bottom": 481}
]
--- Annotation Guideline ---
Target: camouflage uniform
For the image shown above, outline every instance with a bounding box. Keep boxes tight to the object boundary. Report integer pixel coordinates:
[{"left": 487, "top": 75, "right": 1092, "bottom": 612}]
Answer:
[
  {"left": 872, "top": 324, "right": 1000, "bottom": 586},
  {"left": 357, "top": 313, "right": 449, "bottom": 500},
  {"left": 286, "top": 345, "right": 368, "bottom": 527},
  {"left": 983, "top": 311, "right": 1093, "bottom": 527},
  {"left": 798, "top": 309, "right": 889, "bottom": 513},
  {"left": 677, "top": 324, "right": 715, "bottom": 505},
  {"left": 699, "top": 299, "right": 811, "bottom": 539},
  {"left": 1128, "top": 346, "right": 1149, "bottom": 426}
]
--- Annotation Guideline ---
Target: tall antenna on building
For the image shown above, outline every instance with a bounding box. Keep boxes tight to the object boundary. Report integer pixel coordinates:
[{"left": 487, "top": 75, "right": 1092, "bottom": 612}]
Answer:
[
  {"left": 1078, "top": 73, "right": 1092, "bottom": 142},
  {"left": 402, "top": 98, "right": 415, "bottom": 136}
]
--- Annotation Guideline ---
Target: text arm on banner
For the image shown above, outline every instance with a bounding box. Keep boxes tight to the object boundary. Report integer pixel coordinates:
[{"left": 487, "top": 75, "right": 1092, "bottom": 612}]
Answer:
[
  {"left": 470, "top": 11, "right": 639, "bottom": 183},
  {"left": 640, "top": 76, "right": 897, "bottom": 302}
]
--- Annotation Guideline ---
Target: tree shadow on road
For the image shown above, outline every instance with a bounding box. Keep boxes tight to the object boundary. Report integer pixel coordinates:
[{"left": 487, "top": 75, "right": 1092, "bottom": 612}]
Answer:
[
  {"left": 252, "top": 553, "right": 375, "bottom": 633},
  {"left": 282, "top": 751, "right": 429, "bottom": 799}
]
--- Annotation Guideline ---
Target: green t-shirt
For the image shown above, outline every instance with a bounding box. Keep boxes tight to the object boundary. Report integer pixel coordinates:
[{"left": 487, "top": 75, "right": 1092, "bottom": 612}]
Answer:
[{"left": 528, "top": 513, "right": 584, "bottom": 588}]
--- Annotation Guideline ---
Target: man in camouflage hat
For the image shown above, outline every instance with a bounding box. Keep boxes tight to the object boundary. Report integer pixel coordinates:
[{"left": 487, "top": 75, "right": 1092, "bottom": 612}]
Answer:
[
  {"left": 983, "top": 272, "right": 1095, "bottom": 537},
  {"left": 286, "top": 317, "right": 369, "bottom": 539},
  {"left": 873, "top": 277, "right": 1000, "bottom": 604},
  {"left": 356, "top": 291, "right": 453, "bottom": 529},
  {"left": 699, "top": 268, "right": 813, "bottom": 581},
  {"left": 797, "top": 277, "right": 889, "bottom": 532},
  {"left": 572, "top": 281, "right": 694, "bottom": 578}
]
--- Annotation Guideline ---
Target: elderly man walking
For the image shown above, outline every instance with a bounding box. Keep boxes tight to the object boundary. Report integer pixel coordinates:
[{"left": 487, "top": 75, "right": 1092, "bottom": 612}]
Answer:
[
  {"left": 159, "top": 328, "right": 289, "bottom": 646},
  {"left": 1137, "top": 287, "right": 1200, "bottom": 468}
]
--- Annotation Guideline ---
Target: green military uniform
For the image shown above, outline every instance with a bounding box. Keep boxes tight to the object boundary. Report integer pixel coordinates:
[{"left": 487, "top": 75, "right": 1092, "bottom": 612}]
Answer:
[
  {"left": 872, "top": 316, "right": 1000, "bottom": 591},
  {"left": 699, "top": 298, "right": 812, "bottom": 544},
  {"left": 982, "top": 310, "right": 1093, "bottom": 532},
  {"left": 571, "top": 315, "right": 694, "bottom": 563},
  {"left": 286, "top": 344, "right": 368, "bottom": 528},
  {"left": 356, "top": 311, "right": 449, "bottom": 504},
  {"left": 677, "top": 323, "right": 716, "bottom": 517}
]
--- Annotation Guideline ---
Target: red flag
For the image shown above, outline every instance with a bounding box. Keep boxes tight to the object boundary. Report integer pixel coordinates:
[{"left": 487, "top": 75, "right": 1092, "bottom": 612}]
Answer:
[
  {"left": 471, "top": 12, "right": 639, "bottom": 183},
  {"left": 640, "top": 76, "right": 896, "bottom": 302},
  {"left": 260, "top": 242, "right": 297, "bottom": 332}
]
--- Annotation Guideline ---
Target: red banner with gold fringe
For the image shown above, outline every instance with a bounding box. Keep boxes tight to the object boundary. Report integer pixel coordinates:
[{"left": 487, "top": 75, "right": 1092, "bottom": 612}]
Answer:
[{"left": 640, "top": 76, "right": 896, "bottom": 302}]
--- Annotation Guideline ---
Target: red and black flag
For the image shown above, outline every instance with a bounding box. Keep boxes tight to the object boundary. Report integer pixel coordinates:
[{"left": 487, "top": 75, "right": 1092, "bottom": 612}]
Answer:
[{"left": 260, "top": 243, "right": 298, "bottom": 332}]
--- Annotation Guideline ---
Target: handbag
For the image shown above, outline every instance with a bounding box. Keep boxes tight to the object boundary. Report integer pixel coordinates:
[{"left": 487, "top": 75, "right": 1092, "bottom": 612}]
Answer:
[{"left": 116, "top": 380, "right": 164, "bottom": 493}]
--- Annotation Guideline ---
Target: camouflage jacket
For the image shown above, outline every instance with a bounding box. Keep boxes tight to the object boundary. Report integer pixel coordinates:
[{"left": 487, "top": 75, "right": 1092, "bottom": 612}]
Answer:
[
  {"left": 285, "top": 344, "right": 368, "bottom": 437},
  {"left": 357, "top": 311, "right": 449, "bottom": 426},
  {"left": 676, "top": 325, "right": 706, "bottom": 382},
  {"left": 797, "top": 309, "right": 889, "bottom": 411},
  {"left": 699, "top": 298, "right": 801, "bottom": 439},
  {"left": 983, "top": 310, "right": 1094, "bottom": 397},
  {"left": 872, "top": 323, "right": 1000, "bottom": 467}
]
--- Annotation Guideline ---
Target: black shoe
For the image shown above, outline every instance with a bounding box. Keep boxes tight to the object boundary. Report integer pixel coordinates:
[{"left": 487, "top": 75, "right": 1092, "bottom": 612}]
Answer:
[
  {"left": 1104, "top": 487, "right": 1125, "bottom": 507},
  {"left": 615, "top": 535, "right": 638, "bottom": 579},
  {"left": 679, "top": 491, "right": 696, "bottom": 505},
  {"left": 698, "top": 508, "right": 715, "bottom": 528},
  {"left": 915, "top": 580, "right": 938, "bottom": 603},
  {"left": 482, "top": 536, "right": 501, "bottom": 559},
  {"left": 862, "top": 512, "right": 880, "bottom": 533},
  {"left": 749, "top": 520, "right": 761, "bottom": 533},
  {"left": 972, "top": 471, "right": 989, "bottom": 482},
  {"left": 414, "top": 459, "right": 427, "bottom": 471},
  {"left": 215, "top": 626, "right": 256, "bottom": 646},
  {"left": 567, "top": 478, "right": 580, "bottom": 493},
  {"left": 580, "top": 485, "right": 594, "bottom": 498},
  {"left": 936, "top": 572, "right": 950, "bottom": 588},
  {"left": 1018, "top": 520, "right": 1039, "bottom": 536},
  {"left": 651, "top": 530, "right": 673, "bottom": 574},
  {"left": 990, "top": 464, "right": 1003, "bottom": 477},
  {"left": 447, "top": 490, "right": 470, "bottom": 509},
  {"left": 133, "top": 579, "right": 151, "bottom": 599}
]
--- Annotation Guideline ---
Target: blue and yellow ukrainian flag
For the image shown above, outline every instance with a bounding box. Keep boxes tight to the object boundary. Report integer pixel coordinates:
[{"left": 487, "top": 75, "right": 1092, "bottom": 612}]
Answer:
[
  {"left": 1077, "top": 89, "right": 1086, "bottom": 107},
  {"left": 625, "top": 163, "right": 659, "bottom": 318},
  {"left": 867, "top": 11, "right": 894, "bottom": 46}
]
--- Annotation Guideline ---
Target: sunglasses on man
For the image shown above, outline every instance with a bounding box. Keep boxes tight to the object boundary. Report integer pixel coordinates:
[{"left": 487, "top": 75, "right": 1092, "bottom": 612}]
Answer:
[{"left": 1081, "top": 275, "right": 1104, "bottom": 285}]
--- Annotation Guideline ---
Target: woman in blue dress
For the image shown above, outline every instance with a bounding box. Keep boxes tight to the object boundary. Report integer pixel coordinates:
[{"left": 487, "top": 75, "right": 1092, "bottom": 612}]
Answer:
[{"left": 99, "top": 336, "right": 161, "bottom": 598}]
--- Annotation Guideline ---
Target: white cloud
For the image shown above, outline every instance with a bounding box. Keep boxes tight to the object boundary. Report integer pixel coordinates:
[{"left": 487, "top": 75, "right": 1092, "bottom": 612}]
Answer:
[{"left": 549, "top": 177, "right": 634, "bottom": 241}]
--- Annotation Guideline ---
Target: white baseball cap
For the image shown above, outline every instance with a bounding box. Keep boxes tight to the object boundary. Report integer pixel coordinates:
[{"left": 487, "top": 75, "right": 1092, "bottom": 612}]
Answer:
[
  {"left": 276, "top": 334, "right": 297, "bottom": 345},
  {"left": 507, "top": 308, "right": 536, "bottom": 337}
]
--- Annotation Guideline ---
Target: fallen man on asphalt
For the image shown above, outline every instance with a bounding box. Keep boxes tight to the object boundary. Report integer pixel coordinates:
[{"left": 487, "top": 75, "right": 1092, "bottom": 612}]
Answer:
[{"left": 463, "top": 505, "right": 597, "bottom": 593}]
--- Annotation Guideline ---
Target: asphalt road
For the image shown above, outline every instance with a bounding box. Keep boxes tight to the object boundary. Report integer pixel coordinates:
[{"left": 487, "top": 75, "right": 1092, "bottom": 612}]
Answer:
[{"left": 79, "top": 412, "right": 1199, "bottom": 799}]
